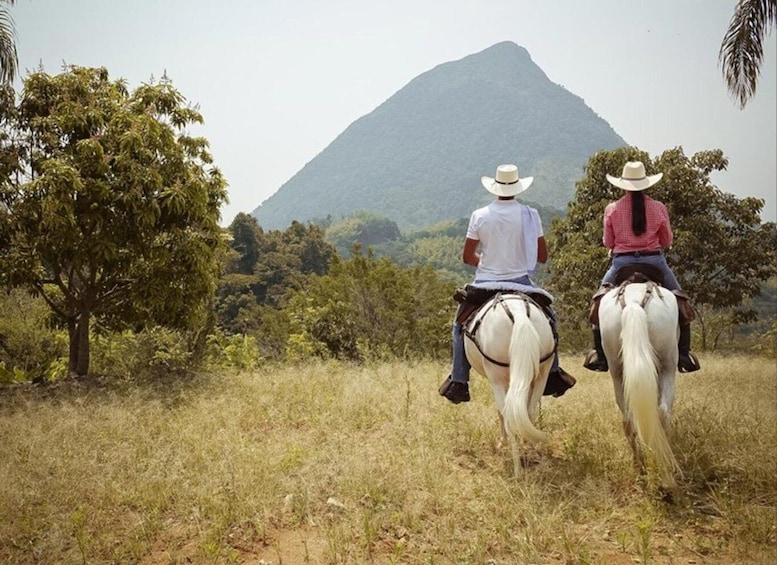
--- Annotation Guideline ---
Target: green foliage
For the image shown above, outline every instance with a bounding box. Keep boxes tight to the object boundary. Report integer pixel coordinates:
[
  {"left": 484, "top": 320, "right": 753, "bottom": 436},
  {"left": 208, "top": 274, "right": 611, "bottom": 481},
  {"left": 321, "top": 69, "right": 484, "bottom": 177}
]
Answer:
[
  {"left": 0, "top": 286, "right": 268, "bottom": 383},
  {"left": 0, "top": 361, "right": 26, "bottom": 384},
  {"left": 325, "top": 210, "right": 401, "bottom": 257},
  {"left": 719, "top": 0, "right": 777, "bottom": 108},
  {"left": 215, "top": 273, "right": 265, "bottom": 335},
  {"left": 0, "top": 289, "right": 67, "bottom": 382},
  {"left": 0, "top": 1, "right": 17, "bottom": 85},
  {"left": 203, "top": 331, "right": 261, "bottom": 372},
  {"left": 214, "top": 216, "right": 336, "bottom": 358},
  {"left": 89, "top": 328, "right": 195, "bottom": 380},
  {"left": 547, "top": 146, "right": 777, "bottom": 349},
  {"left": 0, "top": 66, "right": 227, "bottom": 376},
  {"left": 229, "top": 213, "right": 263, "bottom": 275},
  {"left": 751, "top": 318, "right": 777, "bottom": 356},
  {"left": 333, "top": 216, "right": 472, "bottom": 282},
  {"left": 284, "top": 248, "right": 456, "bottom": 361},
  {"left": 252, "top": 220, "right": 336, "bottom": 307},
  {"left": 727, "top": 277, "right": 777, "bottom": 354}
]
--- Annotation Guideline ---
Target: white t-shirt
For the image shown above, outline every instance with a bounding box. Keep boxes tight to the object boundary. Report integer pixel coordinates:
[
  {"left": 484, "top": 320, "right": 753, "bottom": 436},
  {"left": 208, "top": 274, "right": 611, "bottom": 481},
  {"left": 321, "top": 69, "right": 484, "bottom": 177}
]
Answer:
[{"left": 466, "top": 200, "right": 543, "bottom": 280}]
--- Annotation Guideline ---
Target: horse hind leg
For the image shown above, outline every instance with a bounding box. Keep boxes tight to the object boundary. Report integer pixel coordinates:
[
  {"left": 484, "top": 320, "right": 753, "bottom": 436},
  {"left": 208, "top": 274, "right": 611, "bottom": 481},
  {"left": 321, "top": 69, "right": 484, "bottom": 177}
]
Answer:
[
  {"left": 509, "top": 437, "right": 524, "bottom": 477},
  {"left": 657, "top": 365, "right": 676, "bottom": 435},
  {"left": 623, "top": 417, "right": 645, "bottom": 474},
  {"left": 610, "top": 372, "right": 644, "bottom": 471},
  {"left": 496, "top": 398, "right": 530, "bottom": 475},
  {"left": 488, "top": 376, "right": 525, "bottom": 474},
  {"left": 497, "top": 412, "right": 508, "bottom": 450},
  {"left": 493, "top": 383, "right": 534, "bottom": 475}
]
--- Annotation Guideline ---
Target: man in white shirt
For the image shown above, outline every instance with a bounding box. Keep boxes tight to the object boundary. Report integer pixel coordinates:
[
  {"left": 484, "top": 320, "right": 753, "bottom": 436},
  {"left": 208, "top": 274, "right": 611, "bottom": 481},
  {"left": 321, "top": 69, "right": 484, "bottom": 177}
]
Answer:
[{"left": 439, "top": 164, "right": 576, "bottom": 403}]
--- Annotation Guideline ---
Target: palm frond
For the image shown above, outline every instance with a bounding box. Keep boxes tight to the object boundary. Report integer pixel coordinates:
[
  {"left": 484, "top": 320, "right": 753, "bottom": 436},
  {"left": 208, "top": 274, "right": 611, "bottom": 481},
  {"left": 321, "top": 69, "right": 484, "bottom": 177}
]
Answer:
[
  {"left": 719, "top": 0, "right": 777, "bottom": 109},
  {"left": 0, "top": 0, "right": 16, "bottom": 85}
]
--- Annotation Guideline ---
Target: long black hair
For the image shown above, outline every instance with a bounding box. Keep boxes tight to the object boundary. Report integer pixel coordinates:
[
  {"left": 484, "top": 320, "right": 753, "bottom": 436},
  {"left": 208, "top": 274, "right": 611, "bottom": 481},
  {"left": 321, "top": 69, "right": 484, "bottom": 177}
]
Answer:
[{"left": 630, "top": 191, "right": 646, "bottom": 236}]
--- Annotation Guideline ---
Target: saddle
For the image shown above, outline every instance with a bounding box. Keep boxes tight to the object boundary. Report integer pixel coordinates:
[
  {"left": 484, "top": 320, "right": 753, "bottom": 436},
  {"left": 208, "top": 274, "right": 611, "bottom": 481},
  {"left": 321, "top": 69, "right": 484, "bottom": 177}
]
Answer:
[
  {"left": 454, "top": 284, "right": 554, "bottom": 326},
  {"left": 454, "top": 285, "right": 557, "bottom": 368},
  {"left": 588, "top": 264, "right": 696, "bottom": 326}
]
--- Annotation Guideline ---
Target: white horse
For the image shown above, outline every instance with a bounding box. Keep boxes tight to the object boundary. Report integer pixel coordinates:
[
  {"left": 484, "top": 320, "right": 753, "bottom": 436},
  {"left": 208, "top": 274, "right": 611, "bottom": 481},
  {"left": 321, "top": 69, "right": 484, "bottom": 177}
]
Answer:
[
  {"left": 463, "top": 292, "right": 556, "bottom": 474},
  {"left": 598, "top": 281, "right": 682, "bottom": 488}
]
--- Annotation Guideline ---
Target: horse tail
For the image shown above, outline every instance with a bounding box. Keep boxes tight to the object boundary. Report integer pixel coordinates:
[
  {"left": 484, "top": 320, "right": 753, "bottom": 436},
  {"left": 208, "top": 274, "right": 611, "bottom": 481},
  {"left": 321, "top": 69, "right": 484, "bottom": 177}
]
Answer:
[
  {"left": 503, "top": 308, "right": 548, "bottom": 444},
  {"left": 621, "top": 303, "right": 679, "bottom": 478}
]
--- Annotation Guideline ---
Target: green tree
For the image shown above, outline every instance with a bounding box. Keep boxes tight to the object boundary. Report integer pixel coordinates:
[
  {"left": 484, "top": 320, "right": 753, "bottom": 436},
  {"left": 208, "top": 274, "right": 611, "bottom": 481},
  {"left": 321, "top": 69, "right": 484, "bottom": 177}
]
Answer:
[
  {"left": 284, "top": 246, "right": 455, "bottom": 361},
  {"left": 283, "top": 220, "right": 335, "bottom": 277},
  {"left": 214, "top": 218, "right": 336, "bottom": 356},
  {"left": 719, "top": 0, "right": 777, "bottom": 108},
  {"left": 0, "top": 66, "right": 227, "bottom": 377},
  {"left": 229, "top": 212, "right": 263, "bottom": 275},
  {"left": 325, "top": 211, "right": 401, "bottom": 257},
  {"left": 0, "top": 0, "right": 16, "bottom": 85},
  {"left": 251, "top": 220, "right": 335, "bottom": 307},
  {"left": 547, "top": 146, "right": 777, "bottom": 350}
]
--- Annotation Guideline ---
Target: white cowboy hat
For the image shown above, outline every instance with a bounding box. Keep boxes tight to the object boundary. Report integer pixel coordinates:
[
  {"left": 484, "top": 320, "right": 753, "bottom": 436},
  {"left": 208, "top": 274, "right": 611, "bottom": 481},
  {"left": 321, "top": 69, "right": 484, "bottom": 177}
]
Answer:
[
  {"left": 481, "top": 164, "right": 534, "bottom": 197},
  {"left": 606, "top": 161, "right": 663, "bottom": 191}
]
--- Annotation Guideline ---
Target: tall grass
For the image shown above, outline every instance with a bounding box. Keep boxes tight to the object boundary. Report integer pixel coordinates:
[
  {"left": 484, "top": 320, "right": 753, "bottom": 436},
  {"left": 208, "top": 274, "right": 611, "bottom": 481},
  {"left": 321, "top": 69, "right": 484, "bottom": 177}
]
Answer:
[{"left": 1, "top": 355, "right": 775, "bottom": 564}]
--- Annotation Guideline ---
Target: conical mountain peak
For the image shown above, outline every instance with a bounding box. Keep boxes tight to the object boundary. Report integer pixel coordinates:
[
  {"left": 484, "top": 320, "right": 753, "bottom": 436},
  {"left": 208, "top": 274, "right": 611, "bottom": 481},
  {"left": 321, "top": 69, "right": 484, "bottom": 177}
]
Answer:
[{"left": 253, "top": 43, "right": 625, "bottom": 230}]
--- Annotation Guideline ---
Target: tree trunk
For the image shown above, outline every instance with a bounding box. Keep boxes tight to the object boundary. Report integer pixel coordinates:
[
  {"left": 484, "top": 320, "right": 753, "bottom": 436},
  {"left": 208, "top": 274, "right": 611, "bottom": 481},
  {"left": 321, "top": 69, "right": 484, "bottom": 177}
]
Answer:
[
  {"left": 67, "top": 311, "right": 91, "bottom": 378},
  {"left": 697, "top": 304, "right": 709, "bottom": 351},
  {"left": 75, "top": 311, "right": 90, "bottom": 377},
  {"left": 67, "top": 317, "right": 79, "bottom": 377}
]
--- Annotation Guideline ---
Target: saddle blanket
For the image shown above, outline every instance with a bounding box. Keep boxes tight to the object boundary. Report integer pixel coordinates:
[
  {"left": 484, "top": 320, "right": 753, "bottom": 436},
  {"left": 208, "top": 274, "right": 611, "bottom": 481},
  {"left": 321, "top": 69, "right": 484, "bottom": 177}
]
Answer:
[{"left": 468, "top": 281, "right": 554, "bottom": 304}]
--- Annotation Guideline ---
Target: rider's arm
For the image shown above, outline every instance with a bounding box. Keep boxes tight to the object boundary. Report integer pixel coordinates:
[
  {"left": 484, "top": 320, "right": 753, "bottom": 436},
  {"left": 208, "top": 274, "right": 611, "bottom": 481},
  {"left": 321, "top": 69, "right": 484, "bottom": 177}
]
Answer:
[
  {"left": 603, "top": 206, "right": 615, "bottom": 249},
  {"left": 537, "top": 236, "right": 548, "bottom": 264},
  {"left": 657, "top": 203, "right": 673, "bottom": 249},
  {"left": 462, "top": 237, "right": 480, "bottom": 267}
]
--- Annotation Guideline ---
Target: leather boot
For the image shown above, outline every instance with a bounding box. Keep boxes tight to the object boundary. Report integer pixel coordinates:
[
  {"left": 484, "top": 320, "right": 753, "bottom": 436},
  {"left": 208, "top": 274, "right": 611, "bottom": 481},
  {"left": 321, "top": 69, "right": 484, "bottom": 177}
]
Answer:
[
  {"left": 544, "top": 367, "right": 576, "bottom": 397},
  {"left": 438, "top": 375, "right": 470, "bottom": 404},
  {"left": 678, "top": 324, "right": 700, "bottom": 372},
  {"left": 583, "top": 328, "right": 608, "bottom": 371}
]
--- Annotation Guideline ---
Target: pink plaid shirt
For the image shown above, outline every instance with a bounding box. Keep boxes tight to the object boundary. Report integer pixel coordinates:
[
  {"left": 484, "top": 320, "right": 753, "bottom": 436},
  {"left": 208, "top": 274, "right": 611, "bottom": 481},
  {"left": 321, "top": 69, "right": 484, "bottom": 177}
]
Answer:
[{"left": 603, "top": 194, "right": 672, "bottom": 253}]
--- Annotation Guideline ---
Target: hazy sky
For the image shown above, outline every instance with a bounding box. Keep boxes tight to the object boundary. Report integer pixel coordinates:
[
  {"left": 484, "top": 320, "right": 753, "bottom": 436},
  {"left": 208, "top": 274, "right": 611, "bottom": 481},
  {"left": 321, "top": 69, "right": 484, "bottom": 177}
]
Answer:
[{"left": 11, "top": 0, "right": 777, "bottom": 225}]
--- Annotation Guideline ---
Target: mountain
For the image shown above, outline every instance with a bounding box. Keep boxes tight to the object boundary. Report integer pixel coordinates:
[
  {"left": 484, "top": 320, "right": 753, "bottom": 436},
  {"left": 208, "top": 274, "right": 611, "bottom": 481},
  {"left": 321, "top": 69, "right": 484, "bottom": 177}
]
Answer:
[{"left": 252, "top": 41, "right": 626, "bottom": 231}]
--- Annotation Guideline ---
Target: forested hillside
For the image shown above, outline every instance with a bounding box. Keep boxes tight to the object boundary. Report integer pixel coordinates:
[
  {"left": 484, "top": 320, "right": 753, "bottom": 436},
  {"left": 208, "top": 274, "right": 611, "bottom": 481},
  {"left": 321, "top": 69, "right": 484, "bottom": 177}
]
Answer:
[
  {"left": 324, "top": 204, "right": 564, "bottom": 284},
  {"left": 253, "top": 41, "right": 625, "bottom": 231}
]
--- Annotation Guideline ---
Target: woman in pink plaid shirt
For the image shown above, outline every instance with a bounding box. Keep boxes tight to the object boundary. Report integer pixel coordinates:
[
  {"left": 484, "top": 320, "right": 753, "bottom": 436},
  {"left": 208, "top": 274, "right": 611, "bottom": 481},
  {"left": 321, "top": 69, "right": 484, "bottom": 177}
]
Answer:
[{"left": 584, "top": 161, "right": 700, "bottom": 373}]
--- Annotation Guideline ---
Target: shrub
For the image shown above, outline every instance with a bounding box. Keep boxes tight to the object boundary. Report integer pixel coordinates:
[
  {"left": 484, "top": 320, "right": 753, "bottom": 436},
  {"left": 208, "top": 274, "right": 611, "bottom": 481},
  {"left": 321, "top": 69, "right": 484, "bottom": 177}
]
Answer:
[
  {"left": 203, "top": 331, "right": 262, "bottom": 372},
  {"left": 0, "top": 290, "right": 67, "bottom": 383},
  {"left": 90, "top": 328, "right": 195, "bottom": 380}
]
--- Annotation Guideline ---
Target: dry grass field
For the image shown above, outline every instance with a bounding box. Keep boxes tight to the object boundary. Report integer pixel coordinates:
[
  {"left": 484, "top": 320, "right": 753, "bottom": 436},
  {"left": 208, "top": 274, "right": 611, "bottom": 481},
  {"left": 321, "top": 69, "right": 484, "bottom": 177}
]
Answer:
[{"left": 0, "top": 354, "right": 775, "bottom": 564}]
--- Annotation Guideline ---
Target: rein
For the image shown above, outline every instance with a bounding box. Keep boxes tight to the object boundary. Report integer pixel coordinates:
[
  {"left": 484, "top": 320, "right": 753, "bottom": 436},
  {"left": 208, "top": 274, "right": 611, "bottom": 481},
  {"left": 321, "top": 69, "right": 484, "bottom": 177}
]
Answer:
[{"left": 465, "top": 293, "right": 556, "bottom": 367}]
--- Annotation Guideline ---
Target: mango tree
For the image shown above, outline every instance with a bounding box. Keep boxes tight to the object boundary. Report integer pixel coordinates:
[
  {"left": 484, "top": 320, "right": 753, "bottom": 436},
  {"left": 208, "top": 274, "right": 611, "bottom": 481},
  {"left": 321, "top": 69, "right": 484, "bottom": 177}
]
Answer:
[{"left": 0, "top": 66, "right": 227, "bottom": 377}]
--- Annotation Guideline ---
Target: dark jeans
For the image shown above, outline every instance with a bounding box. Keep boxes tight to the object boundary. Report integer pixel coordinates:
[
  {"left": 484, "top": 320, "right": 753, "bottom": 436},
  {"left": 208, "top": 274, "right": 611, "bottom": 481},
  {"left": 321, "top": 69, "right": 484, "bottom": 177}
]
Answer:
[{"left": 602, "top": 253, "right": 681, "bottom": 291}]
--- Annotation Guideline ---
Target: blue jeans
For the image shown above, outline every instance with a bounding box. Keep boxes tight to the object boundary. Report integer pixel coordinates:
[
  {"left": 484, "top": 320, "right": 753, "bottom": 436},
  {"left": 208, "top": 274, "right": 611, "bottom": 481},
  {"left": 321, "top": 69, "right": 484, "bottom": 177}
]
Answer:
[
  {"left": 601, "top": 253, "right": 682, "bottom": 291},
  {"left": 451, "top": 276, "right": 560, "bottom": 383}
]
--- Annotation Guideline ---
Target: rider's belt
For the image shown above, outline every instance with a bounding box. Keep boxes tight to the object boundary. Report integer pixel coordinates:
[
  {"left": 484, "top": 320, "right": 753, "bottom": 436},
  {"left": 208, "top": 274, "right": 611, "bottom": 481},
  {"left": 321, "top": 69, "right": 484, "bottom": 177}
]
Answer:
[{"left": 613, "top": 250, "right": 662, "bottom": 257}]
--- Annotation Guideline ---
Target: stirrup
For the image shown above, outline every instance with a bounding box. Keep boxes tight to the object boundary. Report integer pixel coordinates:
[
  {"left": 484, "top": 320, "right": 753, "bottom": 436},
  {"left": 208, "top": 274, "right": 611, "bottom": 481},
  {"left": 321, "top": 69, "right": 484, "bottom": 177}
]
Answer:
[
  {"left": 583, "top": 349, "right": 608, "bottom": 372},
  {"left": 678, "top": 352, "right": 700, "bottom": 373}
]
